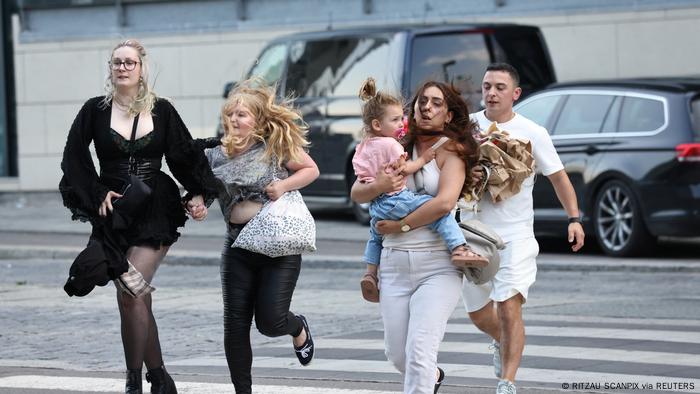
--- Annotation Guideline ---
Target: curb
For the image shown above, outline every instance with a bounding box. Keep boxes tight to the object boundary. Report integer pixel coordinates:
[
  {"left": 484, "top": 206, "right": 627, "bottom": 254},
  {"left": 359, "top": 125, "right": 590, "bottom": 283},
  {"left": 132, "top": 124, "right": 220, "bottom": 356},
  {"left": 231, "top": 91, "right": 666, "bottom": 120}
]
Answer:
[
  {"left": 0, "top": 245, "right": 361, "bottom": 270},
  {"left": 1, "top": 245, "right": 699, "bottom": 273}
]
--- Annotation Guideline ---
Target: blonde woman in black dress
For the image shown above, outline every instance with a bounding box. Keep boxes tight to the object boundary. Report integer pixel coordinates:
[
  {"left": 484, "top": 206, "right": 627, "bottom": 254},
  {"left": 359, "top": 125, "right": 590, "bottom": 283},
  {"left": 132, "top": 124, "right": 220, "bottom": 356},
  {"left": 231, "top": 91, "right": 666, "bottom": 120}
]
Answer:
[{"left": 60, "top": 39, "right": 214, "bottom": 394}]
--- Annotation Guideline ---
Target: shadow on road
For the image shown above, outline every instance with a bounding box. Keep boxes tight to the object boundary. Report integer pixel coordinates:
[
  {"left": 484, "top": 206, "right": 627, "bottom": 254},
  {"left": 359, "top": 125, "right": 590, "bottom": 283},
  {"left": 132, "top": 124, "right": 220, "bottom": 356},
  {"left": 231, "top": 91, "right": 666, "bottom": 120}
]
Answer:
[{"left": 534, "top": 236, "right": 700, "bottom": 259}]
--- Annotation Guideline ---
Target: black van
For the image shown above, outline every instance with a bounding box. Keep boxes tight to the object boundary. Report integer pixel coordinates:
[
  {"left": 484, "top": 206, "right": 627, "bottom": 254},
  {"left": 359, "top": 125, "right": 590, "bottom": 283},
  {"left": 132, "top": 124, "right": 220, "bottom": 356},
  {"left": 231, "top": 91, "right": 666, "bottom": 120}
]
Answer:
[{"left": 225, "top": 24, "right": 556, "bottom": 223}]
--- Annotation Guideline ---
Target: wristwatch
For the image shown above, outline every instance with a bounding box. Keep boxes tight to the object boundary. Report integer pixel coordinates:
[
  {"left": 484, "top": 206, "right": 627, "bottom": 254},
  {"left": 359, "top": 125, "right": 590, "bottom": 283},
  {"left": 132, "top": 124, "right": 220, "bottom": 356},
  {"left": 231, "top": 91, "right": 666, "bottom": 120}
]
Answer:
[
  {"left": 568, "top": 216, "right": 582, "bottom": 224},
  {"left": 400, "top": 219, "right": 411, "bottom": 232}
]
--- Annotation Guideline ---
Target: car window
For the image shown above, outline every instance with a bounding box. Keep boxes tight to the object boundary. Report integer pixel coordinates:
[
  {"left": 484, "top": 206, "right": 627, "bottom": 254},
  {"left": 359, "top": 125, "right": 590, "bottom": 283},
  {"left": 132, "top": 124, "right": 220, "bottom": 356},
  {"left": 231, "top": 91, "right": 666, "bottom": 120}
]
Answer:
[
  {"left": 248, "top": 43, "right": 287, "bottom": 85},
  {"left": 409, "top": 33, "right": 489, "bottom": 108},
  {"left": 285, "top": 40, "right": 335, "bottom": 98},
  {"left": 329, "top": 37, "right": 395, "bottom": 97},
  {"left": 619, "top": 96, "right": 665, "bottom": 132},
  {"left": 554, "top": 94, "right": 614, "bottom": 135},
  {"left": 692, "top": 96, "right": 700, "bottom": 139},
  {"left": 515, "top": 95, "right": 561, "bottom": 131},
  {"left": 600, "top": 96, "right": 622, "bottom": 133}
]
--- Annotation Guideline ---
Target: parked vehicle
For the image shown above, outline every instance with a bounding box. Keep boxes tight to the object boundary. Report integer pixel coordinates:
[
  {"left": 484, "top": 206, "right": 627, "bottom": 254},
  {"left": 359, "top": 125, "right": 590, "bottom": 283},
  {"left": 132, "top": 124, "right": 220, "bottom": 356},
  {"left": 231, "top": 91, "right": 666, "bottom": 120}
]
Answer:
[
  {"left": 514, "top": 78, "right": 700, "bottom": 256},
  {"left": 222, "top": 23, "right": 556, "bottom": 223}
]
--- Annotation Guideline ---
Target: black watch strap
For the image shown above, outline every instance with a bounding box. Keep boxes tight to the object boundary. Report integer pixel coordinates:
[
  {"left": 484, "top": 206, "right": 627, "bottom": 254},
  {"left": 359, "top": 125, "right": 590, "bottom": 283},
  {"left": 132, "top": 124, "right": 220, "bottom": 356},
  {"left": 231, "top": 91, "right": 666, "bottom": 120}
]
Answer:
[{"left": 568, "top": 217, "right": 581, "bottom": 224}]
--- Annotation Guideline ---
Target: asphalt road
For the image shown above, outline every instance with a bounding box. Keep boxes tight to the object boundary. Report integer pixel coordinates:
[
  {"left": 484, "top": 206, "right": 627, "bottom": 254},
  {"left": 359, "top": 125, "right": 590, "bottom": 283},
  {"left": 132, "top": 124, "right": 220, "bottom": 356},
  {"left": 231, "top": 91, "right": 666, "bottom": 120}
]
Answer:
[
  {"left": 2, "top": 259, "right": 700, "bottom": 393},
  {"left": 1, "top": 192, "right": 699, "bottom": 393}
]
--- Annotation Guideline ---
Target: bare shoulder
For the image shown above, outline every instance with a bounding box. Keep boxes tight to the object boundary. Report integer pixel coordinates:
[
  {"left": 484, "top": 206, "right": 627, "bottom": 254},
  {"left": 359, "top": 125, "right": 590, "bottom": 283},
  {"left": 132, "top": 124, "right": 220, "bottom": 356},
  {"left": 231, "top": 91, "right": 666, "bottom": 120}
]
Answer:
[
  {"left": 439, "top": 139, "right": 462, "bottom": 153},
  {"left": 435, "top": 143, "right": 462, "bottom": 169}
]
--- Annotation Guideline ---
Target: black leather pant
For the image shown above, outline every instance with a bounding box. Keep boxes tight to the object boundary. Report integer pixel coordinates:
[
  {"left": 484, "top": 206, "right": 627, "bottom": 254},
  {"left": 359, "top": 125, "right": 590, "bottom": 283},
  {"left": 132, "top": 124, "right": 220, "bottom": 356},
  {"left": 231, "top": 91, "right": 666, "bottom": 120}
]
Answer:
[{"left": 221, "top": 232, "right": 303, "bottom": 393}]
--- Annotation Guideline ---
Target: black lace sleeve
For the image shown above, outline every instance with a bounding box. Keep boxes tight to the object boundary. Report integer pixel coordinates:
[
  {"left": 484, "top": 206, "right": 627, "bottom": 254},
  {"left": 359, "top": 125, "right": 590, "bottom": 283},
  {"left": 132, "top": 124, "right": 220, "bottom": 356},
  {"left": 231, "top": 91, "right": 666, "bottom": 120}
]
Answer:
[
  {"left": 58, "top": 98, "right": 110, "bottom": 222},
  {"left": 162, "top": 100, "right": 219, "bottom": 202},
  {"left": 181, "top": 138, "right": 224, "bottom": 208},
  {"left": 193, "top": 136, "right": 222, "bottom": 151}
]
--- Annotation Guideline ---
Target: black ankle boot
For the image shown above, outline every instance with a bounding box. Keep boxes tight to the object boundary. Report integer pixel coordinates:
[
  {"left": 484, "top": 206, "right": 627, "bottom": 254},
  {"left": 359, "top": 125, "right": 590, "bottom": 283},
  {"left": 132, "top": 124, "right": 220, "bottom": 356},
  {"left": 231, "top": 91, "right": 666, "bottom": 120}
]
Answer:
[
  {"left": 146, "top": 366, "right": 177, "bottom": 394},
  {"left": 125, "top": 368, "right": 142, "bottom": 394}
]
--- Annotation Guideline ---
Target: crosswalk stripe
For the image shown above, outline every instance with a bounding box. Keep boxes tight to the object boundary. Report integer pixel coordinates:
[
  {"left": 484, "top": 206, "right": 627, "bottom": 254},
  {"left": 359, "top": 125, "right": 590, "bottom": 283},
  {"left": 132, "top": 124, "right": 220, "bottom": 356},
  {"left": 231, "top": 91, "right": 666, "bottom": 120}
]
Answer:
[
  {"left": 169, "top": 357, "right": 700, "bottom": 392},
  {"left": 0, "top": 375, "right": 395, "bottom": 394},
  {"left": 256, "top": 338, "right": 700, "bottom": 367},
  {"left": 446, "top": 323, "right": 700, "bottom": 343},
  {"left": 4, "top": 314, "right": 699, "bottom": 393},
  {"left": 521, "top": 314, "right": 700, "bottom": 327}
]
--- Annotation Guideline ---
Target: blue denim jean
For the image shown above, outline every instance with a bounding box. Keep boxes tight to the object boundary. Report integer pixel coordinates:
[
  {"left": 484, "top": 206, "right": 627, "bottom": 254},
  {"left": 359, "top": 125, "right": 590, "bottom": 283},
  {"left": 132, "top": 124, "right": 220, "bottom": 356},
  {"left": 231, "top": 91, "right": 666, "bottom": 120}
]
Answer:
[{"left": 363, "top": 188, "right": 466, "bottom": 265}]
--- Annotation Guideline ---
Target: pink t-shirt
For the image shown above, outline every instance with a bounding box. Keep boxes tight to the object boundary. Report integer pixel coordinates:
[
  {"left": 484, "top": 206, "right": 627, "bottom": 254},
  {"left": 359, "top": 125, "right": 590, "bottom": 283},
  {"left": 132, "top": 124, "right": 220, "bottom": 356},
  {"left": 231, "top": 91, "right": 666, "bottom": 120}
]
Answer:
[{"left": 352, "top": 136, "right": 406, "bottom": 190}]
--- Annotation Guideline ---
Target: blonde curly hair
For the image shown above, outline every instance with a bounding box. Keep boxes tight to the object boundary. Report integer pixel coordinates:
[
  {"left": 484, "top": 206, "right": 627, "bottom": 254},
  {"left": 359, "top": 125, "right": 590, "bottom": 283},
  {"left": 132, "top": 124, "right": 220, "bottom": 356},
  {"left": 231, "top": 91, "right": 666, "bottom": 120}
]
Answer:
[{"left": 220, "top": 78, "right": 310, "bottom": 167}]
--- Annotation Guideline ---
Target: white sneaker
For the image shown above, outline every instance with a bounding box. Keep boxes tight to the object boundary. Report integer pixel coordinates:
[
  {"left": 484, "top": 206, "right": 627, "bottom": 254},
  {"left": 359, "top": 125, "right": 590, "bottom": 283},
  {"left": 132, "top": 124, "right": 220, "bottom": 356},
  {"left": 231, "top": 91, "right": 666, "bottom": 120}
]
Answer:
[
  {"left": 489, "top": 340, "right": 501, "bottom": 378},
  {"left": 496, "top": 379, "right": 517, "bottom": 394}
]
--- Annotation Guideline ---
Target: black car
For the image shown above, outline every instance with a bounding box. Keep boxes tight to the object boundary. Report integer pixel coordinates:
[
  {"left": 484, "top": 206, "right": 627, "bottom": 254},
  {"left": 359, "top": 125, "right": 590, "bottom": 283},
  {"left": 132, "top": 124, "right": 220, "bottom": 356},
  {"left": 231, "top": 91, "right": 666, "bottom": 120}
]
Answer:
[
  {"left": 222, "top": 23, "right": 556, "bottom": 223},
  {"left": 514, "top": 78, "right": 700, "bottom": 256}
]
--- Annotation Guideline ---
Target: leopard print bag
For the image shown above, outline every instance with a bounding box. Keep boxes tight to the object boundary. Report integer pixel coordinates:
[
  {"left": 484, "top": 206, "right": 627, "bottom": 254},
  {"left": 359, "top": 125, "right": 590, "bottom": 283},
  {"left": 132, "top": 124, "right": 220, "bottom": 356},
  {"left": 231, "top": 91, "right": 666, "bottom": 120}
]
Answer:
[{"left": 233, "top": 190, "right": 317, "bottom": 257}]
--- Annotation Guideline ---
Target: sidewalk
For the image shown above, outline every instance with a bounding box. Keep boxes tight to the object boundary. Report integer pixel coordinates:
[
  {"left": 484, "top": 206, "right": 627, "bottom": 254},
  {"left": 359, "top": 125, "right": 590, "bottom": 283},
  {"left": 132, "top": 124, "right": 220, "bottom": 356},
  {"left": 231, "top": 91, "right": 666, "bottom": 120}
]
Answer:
[
  {"left": 0, "top": 191, "right": 368, "bottom": 241},
  {"left": 0, "top": 191, "right": 370, "bottom": 269},
  {"left": 1, "top": 191, "right": 699, "bottom": 272}
]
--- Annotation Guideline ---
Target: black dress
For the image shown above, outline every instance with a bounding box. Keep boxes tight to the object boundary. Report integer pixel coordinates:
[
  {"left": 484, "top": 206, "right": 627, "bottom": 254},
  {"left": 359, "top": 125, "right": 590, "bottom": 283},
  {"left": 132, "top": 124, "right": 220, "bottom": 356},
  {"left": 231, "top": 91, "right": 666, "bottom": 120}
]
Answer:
[{"left": 59, "top": 96, "right": 217, "bottom": 248}]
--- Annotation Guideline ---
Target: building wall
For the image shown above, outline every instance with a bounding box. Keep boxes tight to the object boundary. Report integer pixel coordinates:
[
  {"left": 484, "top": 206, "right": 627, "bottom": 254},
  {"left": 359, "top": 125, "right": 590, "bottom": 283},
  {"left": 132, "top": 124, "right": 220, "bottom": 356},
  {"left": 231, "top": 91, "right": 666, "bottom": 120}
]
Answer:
[
  {"left": 12, "top": 26, "right": 296, "bottom": 190},
  {"left": 8, "top": 1, "right": 700, "bottom": 190}
]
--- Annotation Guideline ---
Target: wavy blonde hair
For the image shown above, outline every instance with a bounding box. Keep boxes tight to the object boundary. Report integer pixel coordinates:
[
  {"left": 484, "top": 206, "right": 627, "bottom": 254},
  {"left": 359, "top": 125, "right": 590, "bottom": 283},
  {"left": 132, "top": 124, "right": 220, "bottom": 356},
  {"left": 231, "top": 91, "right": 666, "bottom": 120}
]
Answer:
[
  {"left": 101, "top": 39, "right": 157, "bottom": 116},
  {"left": 220, "top": 78, "right": 309, "bottom": 167}
]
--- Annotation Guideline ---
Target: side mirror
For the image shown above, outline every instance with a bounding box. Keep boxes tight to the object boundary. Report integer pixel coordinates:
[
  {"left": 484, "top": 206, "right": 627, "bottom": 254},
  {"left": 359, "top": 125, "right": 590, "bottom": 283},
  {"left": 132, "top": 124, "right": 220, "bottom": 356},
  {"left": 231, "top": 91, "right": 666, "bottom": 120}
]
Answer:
[{"left": 222, "top": 81, "right": 236, "bottom": 98}]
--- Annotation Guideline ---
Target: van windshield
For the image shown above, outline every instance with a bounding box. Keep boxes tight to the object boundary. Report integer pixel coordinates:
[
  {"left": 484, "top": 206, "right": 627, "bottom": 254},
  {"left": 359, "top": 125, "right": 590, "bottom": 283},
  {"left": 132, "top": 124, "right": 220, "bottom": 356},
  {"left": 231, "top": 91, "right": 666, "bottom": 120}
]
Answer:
[
  {"left": 249, "top": 43, "right": 288, "bottom": 86},
  {"left": 491, "top": 28, "right": 556, "bottom": 99},
  {"left": 409, "top": 32, "right": 489, "bottom": 109},
  {"left": 285, "top": 35, "right": 397, "bottom": 98}
]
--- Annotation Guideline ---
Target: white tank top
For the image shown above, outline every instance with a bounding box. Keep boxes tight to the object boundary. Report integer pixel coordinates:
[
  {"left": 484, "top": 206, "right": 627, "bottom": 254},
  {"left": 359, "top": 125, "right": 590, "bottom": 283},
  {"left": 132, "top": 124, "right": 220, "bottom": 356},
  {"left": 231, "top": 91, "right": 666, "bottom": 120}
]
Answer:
[{"left": 384, "top": 138, "right": 451, "bottom": 251}]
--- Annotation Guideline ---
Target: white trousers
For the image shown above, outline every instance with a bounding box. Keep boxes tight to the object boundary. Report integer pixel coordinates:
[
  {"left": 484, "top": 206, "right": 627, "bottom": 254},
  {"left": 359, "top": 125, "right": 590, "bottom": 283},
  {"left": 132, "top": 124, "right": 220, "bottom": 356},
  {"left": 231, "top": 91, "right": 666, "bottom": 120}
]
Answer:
[{"left": 379, "top": 248, "right": 463, "bottom": 394}]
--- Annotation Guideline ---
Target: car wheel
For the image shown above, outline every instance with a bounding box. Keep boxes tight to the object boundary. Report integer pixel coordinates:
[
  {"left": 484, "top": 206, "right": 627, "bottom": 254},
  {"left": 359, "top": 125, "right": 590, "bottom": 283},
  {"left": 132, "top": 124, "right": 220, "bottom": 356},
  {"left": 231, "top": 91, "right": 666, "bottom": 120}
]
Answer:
[{"left": 593, "top": 180, "right": 654, "bottom": 257}]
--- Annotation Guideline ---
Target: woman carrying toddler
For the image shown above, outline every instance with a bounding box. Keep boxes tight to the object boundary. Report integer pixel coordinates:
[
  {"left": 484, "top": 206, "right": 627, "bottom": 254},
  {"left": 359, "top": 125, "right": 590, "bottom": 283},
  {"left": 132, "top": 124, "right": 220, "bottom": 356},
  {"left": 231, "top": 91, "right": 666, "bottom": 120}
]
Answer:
[{"left": 352, "top": 77, "right": 487, "bottom": 303}]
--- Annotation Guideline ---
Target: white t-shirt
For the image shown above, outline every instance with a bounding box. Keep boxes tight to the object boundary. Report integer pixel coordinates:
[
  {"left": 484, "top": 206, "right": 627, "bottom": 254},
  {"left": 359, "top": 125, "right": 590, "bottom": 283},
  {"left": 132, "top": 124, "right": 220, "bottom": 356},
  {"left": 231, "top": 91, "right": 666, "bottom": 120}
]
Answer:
[{"left": 470, "top": 110, "right": 564, "bottom": 242}]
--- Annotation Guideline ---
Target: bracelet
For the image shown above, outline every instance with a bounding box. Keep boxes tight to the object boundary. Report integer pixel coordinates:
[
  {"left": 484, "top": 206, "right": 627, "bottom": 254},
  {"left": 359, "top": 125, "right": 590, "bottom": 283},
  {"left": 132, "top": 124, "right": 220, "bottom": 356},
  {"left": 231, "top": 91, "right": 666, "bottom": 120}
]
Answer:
[{"left": 568, "top": 217, "right": 581, "bottom": 224}]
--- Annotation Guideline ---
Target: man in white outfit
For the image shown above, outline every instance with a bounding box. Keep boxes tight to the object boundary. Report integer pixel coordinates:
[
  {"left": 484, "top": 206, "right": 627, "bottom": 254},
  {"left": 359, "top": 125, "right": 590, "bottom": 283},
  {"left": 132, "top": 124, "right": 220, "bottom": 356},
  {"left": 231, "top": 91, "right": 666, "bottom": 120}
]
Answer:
[{"left": 462, "top": 63, "right": 585, "bottom": 394}]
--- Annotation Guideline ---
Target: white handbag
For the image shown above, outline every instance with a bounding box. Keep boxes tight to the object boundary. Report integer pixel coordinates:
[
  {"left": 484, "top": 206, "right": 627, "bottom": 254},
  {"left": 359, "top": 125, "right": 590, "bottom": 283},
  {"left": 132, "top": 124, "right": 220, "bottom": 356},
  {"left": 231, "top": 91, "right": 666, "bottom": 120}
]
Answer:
[{"left": 233, "top": 190, "right": 317, "bottom": 258}]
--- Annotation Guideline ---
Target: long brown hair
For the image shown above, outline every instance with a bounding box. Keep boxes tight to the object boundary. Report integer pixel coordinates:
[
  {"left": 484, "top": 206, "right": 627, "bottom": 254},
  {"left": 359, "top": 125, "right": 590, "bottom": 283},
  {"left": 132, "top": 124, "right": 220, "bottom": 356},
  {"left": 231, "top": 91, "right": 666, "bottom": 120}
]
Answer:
[{"left": 406, "top": 81, "right": 479, "bottom": 196}]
